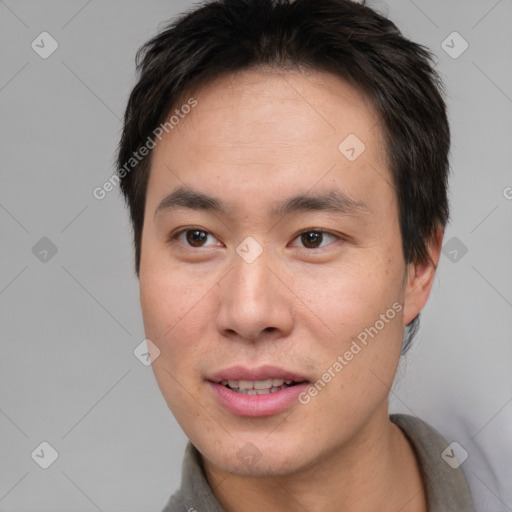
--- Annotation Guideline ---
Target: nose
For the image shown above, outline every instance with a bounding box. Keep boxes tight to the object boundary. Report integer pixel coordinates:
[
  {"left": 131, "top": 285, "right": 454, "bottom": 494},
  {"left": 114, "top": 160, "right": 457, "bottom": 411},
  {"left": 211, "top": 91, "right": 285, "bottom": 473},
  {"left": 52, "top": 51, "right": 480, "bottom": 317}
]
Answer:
[{"left": 216, "top": 250, "right": 294, "bottom": 343}]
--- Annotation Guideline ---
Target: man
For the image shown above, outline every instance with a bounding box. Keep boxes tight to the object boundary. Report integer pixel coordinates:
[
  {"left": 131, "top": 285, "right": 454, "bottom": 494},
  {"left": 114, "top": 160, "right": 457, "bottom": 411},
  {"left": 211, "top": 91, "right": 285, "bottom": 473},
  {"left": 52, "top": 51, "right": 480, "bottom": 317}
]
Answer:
[{"left": 116, "top": 0, "right": 475, "bottom": 510}]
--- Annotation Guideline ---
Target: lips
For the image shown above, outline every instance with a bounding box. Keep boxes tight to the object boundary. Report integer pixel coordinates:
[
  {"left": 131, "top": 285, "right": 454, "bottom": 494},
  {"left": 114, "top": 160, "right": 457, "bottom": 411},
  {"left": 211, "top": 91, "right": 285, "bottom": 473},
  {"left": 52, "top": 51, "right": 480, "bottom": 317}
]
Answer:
[
  {"left": 208, "top": 364, "right": 309, "bottom": 384},
  {"left": 207, "top": 365, "right": 310, "bottom": 417}
]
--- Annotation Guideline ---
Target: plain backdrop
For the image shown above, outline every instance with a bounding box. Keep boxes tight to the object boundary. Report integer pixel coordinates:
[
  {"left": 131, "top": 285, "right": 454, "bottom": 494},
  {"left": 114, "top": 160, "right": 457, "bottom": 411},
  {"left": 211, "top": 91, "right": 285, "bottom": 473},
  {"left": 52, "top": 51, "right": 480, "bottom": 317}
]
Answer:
[{"left": 1, "top": 1, "right": 511, "bottom": 511}]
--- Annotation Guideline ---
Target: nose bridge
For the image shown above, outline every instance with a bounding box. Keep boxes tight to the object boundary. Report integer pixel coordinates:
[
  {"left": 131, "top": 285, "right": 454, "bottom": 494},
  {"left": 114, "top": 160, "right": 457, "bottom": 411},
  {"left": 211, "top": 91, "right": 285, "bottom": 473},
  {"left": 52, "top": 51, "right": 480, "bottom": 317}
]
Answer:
[
  {"left": 229, "top": 234, "right": 273, "bottom": 300},
  {"left": 217, "top": 243, "right": 293, "bottom": 340},
  {"left": 229, "top": 246, "right": 275, "bottom": 313}
]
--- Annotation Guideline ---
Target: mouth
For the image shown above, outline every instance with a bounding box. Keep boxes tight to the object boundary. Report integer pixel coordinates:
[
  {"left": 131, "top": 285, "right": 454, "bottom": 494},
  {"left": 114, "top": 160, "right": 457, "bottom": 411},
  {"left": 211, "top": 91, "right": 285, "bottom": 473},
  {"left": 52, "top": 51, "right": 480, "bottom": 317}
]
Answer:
[
  {"left": 207, "top": 365, "right": 310, "bottom": 417},
  {"left": 219, "top": 378, "right": 305, "bottom": 395}
]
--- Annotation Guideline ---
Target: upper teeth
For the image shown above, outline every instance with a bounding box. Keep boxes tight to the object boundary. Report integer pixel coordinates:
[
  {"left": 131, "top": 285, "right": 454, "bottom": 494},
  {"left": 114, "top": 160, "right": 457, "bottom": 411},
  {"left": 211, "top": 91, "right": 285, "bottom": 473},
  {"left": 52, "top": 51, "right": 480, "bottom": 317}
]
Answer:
[{"left": 221, "top": 379, "right": 293, "bottom": 390}]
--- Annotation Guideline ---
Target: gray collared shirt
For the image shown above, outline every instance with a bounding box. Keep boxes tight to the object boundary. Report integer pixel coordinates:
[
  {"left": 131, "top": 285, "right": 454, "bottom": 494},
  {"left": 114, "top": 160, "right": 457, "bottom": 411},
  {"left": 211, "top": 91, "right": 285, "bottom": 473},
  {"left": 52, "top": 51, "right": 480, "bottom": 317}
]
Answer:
[{"left": 162, "top": 414, "right": 475, "bottom": 512}]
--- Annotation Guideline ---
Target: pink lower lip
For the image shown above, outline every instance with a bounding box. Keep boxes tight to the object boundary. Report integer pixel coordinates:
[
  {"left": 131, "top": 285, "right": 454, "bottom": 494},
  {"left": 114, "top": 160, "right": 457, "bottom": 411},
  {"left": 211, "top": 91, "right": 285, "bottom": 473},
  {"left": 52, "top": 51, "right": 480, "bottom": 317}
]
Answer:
[{"left": 208, "top": 381, "right": 309, "bottom": 417}]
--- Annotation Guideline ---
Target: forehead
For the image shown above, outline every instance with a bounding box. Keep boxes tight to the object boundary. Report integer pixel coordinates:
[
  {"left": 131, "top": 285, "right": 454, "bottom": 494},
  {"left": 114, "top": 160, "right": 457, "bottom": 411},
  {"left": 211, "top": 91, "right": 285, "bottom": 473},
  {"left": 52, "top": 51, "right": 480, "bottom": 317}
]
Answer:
[{"left": 147, "top": 67, "right": 394, "bottom": 217}]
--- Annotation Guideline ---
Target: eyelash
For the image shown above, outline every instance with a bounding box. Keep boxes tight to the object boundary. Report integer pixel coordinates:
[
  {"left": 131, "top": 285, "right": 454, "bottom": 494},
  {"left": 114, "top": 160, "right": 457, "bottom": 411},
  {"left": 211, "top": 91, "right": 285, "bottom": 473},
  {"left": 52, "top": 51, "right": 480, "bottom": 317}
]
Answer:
[{"left": 167, "top": 227, "right": 342, "bottom": 250}]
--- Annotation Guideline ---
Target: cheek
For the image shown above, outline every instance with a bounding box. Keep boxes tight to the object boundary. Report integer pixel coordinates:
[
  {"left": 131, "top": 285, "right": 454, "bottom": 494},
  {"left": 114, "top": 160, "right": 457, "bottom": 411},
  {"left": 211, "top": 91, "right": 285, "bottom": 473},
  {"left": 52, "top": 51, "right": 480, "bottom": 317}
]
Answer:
[
  {"left": 139, "top": 269, "right": 213, "bottom": 422},
  {"left": 295, "top": 257, "right": 405, "bottom": 398},
  {"left": 140, "top": 268, "right": 200, "bottom": 355},
  {"left": 299, "top": 257, "right": 403, "bottom": 338}
]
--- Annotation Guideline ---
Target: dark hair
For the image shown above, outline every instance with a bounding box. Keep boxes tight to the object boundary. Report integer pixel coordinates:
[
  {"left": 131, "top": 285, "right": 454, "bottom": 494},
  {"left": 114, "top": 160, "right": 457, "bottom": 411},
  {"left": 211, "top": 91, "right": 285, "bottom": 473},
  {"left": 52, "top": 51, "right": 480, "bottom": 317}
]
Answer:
[{"left": 116, "top": 0, "right": 450, "bottom": 352}]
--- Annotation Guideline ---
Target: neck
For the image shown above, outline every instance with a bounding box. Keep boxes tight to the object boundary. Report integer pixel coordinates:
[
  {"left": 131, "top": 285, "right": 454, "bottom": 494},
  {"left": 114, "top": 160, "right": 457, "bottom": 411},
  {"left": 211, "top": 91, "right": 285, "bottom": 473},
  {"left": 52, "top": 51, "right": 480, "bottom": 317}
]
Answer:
[{"left": 202, "top": 409, "right": 427, "bottom": 512}]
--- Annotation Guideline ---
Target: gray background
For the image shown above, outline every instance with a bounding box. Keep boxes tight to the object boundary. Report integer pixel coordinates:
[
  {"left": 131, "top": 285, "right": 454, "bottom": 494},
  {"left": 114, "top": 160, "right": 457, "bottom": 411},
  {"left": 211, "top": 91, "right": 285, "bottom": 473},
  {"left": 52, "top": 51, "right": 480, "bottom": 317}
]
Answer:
[{"left": 0, "top": 0, "right": 511, "bottom": 511}]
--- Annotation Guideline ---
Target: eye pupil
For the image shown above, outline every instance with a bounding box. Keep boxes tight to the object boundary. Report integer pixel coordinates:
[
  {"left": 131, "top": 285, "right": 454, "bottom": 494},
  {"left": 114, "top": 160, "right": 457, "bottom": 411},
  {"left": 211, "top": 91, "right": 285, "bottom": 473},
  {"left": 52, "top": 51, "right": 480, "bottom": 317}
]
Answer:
[
  {"left": 302, "top": 231, "right": 322, "bottom": 248},
  {"left": 186, "top": 229, "right": 207, "bottom": 246}
]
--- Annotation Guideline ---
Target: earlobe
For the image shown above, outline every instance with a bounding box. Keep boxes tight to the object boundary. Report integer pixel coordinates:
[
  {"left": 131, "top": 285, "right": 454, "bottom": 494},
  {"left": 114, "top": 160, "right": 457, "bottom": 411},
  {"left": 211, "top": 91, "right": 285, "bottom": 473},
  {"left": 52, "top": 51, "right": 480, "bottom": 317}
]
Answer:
[{"left": 402, "top": 225, "right": 444, "bottom": 326}]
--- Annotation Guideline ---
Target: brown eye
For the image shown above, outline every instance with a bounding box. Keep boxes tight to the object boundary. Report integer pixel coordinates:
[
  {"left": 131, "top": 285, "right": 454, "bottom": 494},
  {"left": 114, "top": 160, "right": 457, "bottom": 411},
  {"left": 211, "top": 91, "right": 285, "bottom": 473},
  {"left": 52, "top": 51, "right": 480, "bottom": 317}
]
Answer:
[
  {"left": 170, "top": 228, "right": 220, "bottom": 248},
  {"left": 301, "top": 231, "right": 323, "bottom": 248},
  {"left": 293, "top": 230, "right": 338, "bottom": 249},
  {"left": 185, "top": 229, "right": 208, "bottom": 247}
]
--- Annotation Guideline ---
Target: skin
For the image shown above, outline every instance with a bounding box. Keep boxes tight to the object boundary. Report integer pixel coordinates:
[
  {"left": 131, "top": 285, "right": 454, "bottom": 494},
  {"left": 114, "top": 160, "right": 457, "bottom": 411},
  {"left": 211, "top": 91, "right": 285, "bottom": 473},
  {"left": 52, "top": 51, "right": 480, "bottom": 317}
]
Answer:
[{"left": 139, "top": 67, "right": 443, "bottom": 512}]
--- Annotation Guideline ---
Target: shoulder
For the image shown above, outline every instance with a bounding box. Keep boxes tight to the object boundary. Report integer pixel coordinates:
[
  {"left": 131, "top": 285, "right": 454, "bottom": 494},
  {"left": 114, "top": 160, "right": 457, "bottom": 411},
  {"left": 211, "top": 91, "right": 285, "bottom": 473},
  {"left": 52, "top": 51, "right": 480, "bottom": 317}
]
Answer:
[
  {"left": 390, "top": 413, "right": 476, "bottom": 512},
  {"left": 160, "top": 491, "right": 187, "bottom": 512}
]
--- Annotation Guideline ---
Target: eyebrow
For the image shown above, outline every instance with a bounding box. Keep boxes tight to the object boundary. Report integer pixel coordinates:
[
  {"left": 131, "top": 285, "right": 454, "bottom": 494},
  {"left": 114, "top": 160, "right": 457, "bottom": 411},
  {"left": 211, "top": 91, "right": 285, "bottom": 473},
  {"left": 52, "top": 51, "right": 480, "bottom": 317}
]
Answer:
[{"left": 154, "top": 186, "right": 369, "bottom": 220}]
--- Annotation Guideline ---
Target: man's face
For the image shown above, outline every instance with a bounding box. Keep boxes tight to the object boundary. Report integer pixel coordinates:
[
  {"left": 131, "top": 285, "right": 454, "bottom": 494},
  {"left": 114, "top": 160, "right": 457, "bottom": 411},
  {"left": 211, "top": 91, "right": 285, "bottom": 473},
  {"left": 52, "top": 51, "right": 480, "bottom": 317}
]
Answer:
[{"left": 139, "top": 68, "right": 411, "bottom": 476}]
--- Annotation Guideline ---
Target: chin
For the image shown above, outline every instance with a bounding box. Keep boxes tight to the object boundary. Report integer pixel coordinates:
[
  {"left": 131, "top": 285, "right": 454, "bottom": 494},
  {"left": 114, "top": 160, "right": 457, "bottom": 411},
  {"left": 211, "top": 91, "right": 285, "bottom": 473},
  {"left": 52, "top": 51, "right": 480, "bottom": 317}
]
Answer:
[
  {"left": 211, "top": 450, "right": 301, "bottom": 477},
  {"left": 196, "top": 430, "right": 317, "bottom": 478}
]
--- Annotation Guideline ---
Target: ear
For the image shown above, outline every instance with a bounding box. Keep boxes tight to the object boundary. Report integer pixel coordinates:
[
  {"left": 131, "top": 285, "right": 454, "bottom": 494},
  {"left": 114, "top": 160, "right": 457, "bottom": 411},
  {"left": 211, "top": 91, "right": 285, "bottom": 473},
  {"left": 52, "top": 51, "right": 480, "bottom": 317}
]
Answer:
[{"left": 402, "top": 224, "right": 444, "bottom": 326}]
